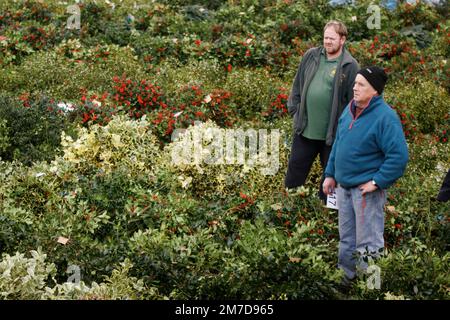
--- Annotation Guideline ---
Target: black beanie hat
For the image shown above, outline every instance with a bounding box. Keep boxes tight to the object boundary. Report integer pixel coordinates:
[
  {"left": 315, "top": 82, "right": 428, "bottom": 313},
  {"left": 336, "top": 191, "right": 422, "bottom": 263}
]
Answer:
[{"left": 357, "top": 66, "right": 388, "bottom": 95}]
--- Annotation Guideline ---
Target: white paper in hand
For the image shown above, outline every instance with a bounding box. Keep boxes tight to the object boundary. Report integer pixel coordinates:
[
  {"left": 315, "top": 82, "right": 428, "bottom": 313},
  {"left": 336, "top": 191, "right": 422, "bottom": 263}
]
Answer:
[{"left": 326, "top": 190, "right": 339, "bottom": 209}]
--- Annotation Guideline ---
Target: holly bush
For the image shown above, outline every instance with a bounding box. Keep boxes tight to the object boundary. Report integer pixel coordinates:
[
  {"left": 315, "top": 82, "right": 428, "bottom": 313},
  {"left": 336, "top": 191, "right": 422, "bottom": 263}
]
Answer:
[{"left": 0, "top": 95, "right": 74, "bottom": 165}]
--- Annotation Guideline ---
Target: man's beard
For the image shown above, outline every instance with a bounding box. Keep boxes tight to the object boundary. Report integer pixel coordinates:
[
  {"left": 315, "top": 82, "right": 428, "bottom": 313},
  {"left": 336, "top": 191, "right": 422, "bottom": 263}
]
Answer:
[{"left": 325, "top": 44, "right": 342, "bottom": 55}]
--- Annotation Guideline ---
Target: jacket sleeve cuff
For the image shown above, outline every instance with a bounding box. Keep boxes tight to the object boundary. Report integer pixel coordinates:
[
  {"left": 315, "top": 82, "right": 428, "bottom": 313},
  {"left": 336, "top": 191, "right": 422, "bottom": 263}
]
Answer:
[{"left": 372, "top": 176, "right": 388, "bottom": 190}]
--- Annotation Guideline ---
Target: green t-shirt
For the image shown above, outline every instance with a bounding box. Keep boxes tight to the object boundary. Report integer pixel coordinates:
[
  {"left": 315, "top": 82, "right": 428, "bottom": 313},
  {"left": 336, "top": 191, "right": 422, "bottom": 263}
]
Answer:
[{"left": 303, "top": 52, "right": 340, "bottom": 140}]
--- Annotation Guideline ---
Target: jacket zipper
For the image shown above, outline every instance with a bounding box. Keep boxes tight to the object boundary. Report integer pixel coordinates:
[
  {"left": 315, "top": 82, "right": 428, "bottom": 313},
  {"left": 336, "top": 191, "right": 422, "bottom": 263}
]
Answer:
[{"left": 348, "top": 97, "right": 374, "bottom": 129}]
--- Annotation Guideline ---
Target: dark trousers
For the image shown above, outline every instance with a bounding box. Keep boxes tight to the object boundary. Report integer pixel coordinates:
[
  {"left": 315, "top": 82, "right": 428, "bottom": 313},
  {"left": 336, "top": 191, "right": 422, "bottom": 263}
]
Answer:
[
  {"left": 437, "top": 169, "right": 450, "bottom": 202},
  {"left": 285, "top": 133, "right": 332, "bottom": 201}
]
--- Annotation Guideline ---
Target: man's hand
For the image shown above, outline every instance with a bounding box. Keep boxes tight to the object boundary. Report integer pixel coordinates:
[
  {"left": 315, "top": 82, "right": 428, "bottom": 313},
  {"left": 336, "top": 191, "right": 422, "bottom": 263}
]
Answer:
[
  {"left": 359, "top": 181, "right": 378, "bottom": 195},
  {"left": 323, "top": 177, "right": 336, "bottom": 195}
]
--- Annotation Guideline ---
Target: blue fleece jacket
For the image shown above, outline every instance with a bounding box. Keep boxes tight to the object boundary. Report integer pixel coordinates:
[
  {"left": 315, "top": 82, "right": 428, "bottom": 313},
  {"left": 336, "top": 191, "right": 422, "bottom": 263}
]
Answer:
[{"left": 325, "top": 95, "right": 408, "bottom": 189}]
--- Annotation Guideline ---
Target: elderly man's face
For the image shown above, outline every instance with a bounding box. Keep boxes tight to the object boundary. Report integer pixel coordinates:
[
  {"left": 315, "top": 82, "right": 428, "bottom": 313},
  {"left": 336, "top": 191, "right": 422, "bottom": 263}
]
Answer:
[
  {"left": 353, "top": 74, "right": 378, "bottom": 106},
  {"left": 323, "top": 27, "right": 345, "bottom": 58}
]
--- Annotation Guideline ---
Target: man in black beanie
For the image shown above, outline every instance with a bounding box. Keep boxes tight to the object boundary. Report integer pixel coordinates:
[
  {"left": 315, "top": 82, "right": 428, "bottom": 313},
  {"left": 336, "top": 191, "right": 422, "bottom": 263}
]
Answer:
[{"left": 323, "top": 66, "right": 409, "bottom": 292}]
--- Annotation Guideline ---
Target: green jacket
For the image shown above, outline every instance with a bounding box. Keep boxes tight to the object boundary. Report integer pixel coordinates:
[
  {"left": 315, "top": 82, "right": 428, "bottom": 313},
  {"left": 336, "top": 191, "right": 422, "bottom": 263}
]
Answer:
[{"left": 287, "top": 46, "right": 359, "bottom": 146}]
